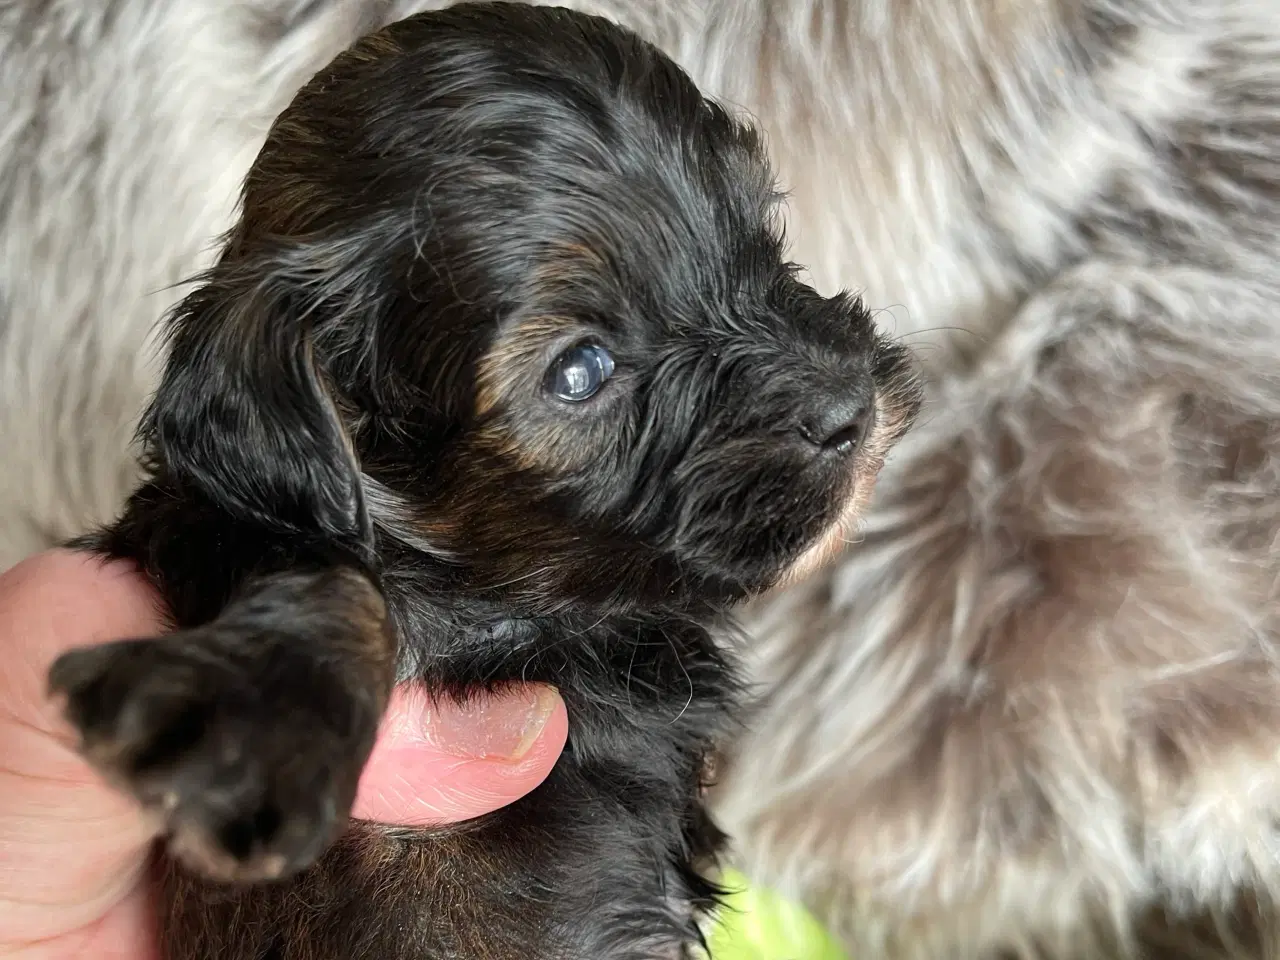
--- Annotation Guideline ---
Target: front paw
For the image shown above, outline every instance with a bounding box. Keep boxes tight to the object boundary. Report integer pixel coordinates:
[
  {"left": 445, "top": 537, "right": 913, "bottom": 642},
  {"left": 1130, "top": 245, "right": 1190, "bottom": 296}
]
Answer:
[{"left": 49, "top": 632, "right": 375, "bottom": 882}]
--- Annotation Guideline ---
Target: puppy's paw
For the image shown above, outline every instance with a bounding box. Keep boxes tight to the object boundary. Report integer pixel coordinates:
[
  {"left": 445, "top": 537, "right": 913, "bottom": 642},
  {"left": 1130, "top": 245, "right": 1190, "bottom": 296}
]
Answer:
[{"left": 49, "top": 631, "right": 373, "bottom": 882}]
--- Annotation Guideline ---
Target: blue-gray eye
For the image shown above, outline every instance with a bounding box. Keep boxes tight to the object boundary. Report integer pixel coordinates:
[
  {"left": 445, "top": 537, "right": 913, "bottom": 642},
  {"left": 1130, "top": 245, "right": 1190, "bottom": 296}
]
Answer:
[{"left": 549, "top": 343, "right": 615, "bottom": 402}]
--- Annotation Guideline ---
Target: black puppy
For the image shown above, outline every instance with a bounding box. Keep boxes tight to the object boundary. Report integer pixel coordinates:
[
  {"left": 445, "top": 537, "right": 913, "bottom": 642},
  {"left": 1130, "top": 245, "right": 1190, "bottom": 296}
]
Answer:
[{"left": 48, "top": 4, "right": 921, "bottom": 958}]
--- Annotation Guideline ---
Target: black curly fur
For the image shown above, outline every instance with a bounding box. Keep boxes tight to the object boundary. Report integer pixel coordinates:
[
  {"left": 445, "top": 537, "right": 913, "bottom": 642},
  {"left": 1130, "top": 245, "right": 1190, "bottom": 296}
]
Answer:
[{"left": 47, "top": 4, "right": 921, "bottom": 958}]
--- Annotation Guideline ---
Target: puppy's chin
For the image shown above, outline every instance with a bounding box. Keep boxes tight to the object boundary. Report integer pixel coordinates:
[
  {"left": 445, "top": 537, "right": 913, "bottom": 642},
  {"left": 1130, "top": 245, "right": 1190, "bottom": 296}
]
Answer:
[{"left": 773, "top": 481, "right": 869, "bottom": 591}]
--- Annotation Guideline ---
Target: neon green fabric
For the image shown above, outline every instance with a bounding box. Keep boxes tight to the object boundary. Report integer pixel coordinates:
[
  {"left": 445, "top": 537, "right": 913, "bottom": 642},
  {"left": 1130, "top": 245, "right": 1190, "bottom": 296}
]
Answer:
[{"left": 704, "top": 869, "right": 849, "bottom": 960}]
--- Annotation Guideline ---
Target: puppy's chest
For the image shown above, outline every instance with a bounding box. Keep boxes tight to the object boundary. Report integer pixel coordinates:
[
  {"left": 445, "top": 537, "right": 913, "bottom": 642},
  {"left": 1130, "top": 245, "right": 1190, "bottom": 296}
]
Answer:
[{"left": 155, "top": 592, "right": 736, "bottom": 960}]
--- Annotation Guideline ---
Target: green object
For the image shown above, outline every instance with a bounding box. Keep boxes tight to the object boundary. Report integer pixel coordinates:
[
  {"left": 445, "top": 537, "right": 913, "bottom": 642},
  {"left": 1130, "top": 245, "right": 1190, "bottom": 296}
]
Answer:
[{"left": 704, "top": 868, "right": 850, "bottom": 960}]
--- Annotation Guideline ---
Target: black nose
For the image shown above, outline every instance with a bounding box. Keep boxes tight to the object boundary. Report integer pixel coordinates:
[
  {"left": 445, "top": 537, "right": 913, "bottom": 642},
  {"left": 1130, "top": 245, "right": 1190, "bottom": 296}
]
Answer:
[{"left": 798, "top": 395, "right": 874, "bottom": 457}]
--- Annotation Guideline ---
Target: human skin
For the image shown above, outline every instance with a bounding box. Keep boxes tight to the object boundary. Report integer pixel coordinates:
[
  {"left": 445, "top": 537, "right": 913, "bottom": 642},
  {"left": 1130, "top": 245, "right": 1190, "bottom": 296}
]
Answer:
[{"left": 0, "top": 550, "right": 568, "bottom": 960}]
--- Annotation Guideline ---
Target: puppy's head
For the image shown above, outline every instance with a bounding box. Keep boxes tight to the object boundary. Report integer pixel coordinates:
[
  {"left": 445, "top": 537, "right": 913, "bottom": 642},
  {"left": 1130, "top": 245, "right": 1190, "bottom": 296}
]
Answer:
[{"left": 151, "top": 2, "right": 921, "bottom": 613}]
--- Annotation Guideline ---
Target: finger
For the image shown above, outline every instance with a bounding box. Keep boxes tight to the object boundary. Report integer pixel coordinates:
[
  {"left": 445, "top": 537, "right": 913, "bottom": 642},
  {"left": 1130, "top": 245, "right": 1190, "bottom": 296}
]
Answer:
[
  {"left": 1, "top": 550, "right": 166, "bottom": 738},
  {"left": 0, "top": 874, "right": 158, "bottom": 960},
  {"left": 352, "top": 683, "right": 568, "bottom": 825},
  {"left": 0, "top": 551, "right": 165, "bottom": 946},
  {"left": 1, "top": 551, "right": 568, "bottom": 827}
]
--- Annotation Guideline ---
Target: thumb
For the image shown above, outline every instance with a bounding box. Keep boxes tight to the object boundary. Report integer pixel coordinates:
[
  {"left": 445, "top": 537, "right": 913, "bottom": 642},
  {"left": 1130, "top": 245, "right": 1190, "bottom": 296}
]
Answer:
[
  {"left": 0, "top": 551, "right": 164, "bottom": 948},
  {"left": 352, "top": 683, "right": 567, "bottom": 825}
]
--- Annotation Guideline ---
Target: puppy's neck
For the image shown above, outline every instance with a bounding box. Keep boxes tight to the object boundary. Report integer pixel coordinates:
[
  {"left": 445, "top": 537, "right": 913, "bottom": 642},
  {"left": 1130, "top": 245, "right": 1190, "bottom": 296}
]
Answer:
[
  {"left": 384, "top": 541, "right": 725, "bottom": 628},
  {"left": 380, "top": 554, "right": 732, "bottom": 699},
  {"left": 366, "top": 476, "right": 737, "bottom": 623}
]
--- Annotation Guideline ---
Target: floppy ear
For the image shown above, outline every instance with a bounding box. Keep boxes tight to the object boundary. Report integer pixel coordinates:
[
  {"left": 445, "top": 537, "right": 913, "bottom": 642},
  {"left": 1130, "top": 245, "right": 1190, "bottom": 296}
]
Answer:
[{"left": 144, "top": 251, "right": 371, "bottom": 554}]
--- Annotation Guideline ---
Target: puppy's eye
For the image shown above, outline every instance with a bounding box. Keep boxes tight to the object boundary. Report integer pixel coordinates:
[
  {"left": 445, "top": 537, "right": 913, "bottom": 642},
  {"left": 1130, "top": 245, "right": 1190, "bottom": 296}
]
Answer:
[{"left": 548, "top": 343, "right": 615, "bottom": 402}]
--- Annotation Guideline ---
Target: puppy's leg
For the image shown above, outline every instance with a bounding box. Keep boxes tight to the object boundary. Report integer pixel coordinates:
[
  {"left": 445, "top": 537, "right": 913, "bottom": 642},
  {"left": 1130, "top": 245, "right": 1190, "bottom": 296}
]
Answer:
[
  {"left": 721, "top": 262, "right": 1280, "bottom": 959},
  {"left": 48, "top": 564, "right": 393, "bottom": 882}
]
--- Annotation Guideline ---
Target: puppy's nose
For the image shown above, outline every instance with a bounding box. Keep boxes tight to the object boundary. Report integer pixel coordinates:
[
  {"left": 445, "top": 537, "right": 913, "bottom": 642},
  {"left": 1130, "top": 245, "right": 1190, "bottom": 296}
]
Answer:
[{"left": 798, "top": 396, "right": 874, "bottom": 457}]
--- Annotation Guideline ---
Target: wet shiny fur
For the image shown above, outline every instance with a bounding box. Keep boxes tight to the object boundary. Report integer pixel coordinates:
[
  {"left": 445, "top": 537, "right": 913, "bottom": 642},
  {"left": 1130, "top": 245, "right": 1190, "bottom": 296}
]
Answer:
[{"left": 43, "top": 6, "right": 919, "bottom": 958}]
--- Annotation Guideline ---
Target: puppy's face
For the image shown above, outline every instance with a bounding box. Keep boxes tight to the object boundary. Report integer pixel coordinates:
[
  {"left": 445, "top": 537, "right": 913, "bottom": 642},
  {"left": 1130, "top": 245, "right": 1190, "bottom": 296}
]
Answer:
[
  {"left": 462, "top": 237, "right": 918, "bottom": 603},
  {"left": 173, "top": 3, "right": 920, "bottom": 611}
]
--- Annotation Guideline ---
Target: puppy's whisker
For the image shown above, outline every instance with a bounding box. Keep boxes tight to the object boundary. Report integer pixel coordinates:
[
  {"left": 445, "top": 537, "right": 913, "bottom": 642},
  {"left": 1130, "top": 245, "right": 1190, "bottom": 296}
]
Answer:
[
  {"left": 666, "top": 630, "right": 696, "bottom": 727},
  {"left": 482, "top": 567, "right": 548, "bottom": 591},
  {"left": 893, "top": 326, "right": 990, "bottom": 346},
  {"left": 625, "top": 637, "right": 641, "bottom": 709}
]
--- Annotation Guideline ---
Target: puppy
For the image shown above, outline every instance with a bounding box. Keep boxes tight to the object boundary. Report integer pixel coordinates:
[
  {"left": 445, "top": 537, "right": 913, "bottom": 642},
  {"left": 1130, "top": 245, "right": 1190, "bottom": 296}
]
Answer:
[{"left": 43, "top": 5, "right": 920, "bottom": 959}]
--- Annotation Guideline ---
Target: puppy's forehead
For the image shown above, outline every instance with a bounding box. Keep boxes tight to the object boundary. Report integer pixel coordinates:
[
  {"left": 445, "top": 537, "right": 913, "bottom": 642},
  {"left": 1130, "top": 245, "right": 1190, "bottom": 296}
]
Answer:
[{"left": 238, "top": 4, "right": 791, "bottom": 416}]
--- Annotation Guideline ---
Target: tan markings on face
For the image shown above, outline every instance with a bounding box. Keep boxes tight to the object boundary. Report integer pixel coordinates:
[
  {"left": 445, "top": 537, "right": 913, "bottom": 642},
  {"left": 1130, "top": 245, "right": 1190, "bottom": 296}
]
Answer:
[
  {"left": 474, "top": 314, "right": 608, "bottom": 475},
  {"left": 774, "top": 390, "right": 917, "bottom": 589},
  {"left": 531, "top": 241, "right": 608, "bottom": 293},
  {"left": 476, "top": 236, "right": 609, "bottom": 416},
  {"left": 475, "top": 315, "right": 580, "bottom": 417}
]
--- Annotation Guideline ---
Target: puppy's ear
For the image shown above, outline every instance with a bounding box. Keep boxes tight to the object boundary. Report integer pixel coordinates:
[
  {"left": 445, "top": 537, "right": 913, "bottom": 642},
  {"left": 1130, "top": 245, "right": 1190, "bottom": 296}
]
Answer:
[{"left": 145, "top": 251, "right": 370, "bottom": 553}]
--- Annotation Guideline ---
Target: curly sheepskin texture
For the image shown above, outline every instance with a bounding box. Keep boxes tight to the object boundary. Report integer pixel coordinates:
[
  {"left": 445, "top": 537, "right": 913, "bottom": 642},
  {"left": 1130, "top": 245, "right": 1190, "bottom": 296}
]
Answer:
[{"left": 4, "top": 1, "right": 1280, "bottom": 957}]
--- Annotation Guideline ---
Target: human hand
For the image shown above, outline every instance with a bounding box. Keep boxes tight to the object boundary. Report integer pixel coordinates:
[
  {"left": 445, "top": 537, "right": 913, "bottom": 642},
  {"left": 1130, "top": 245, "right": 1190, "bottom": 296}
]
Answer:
[{"left": 0, "top": 550, "right": 567, "bottom": 959}]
